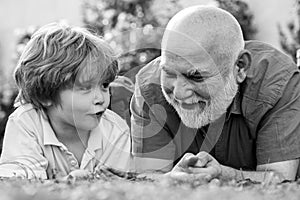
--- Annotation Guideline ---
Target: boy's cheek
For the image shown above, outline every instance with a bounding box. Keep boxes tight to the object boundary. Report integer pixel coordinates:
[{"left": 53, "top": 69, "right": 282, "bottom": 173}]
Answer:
[{"left": 105, "top": 97, "right": 111, "bottom": 109}]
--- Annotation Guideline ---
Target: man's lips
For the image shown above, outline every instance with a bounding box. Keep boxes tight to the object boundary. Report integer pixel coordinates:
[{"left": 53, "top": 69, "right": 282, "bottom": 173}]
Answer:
[{"left": 179, "top": 101, "right": 207, "bottom": 110}]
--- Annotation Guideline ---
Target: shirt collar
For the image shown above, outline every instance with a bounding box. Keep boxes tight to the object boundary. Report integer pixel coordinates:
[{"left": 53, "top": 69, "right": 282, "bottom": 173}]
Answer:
[
  {"left": 86, "top": 125, "right": 103, "bottom": 153},
  {"left": 41, "top": 112, "right": 63, "bottom": 147},
  {"left": 226, "top": 90, "right": 242, "bottom": 121},
  {"left": 43, "top": 118, "right": 103, "bottom": 153},
  {"left": 42, "top": 108, "right": 103, "bottom": 152}
]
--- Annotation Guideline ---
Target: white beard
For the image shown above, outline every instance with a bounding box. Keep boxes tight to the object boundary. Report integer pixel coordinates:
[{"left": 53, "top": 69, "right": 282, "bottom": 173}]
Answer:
[{"left": 162, "top": 73, "right": 238, "bottom": 128}]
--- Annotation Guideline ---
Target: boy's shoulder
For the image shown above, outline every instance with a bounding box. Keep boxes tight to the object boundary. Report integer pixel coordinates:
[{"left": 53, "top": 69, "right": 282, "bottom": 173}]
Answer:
[
  {"left": 8, "top": 104, "right": 46, "bottom": 133},
  {"left": 5, "top": 104, "right": 47, "bottom": 143},
  {"left": 10, "top": 104, "right": 40, "bottom": 121},
  {"left": 100, "top": 109, "right": 129, "bottom": 133}
]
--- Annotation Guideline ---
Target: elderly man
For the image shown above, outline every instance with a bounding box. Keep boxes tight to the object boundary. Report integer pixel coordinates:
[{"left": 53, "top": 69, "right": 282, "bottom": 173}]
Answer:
[{"left": 130, "top": 5, "right": 300, "bottom": 182}]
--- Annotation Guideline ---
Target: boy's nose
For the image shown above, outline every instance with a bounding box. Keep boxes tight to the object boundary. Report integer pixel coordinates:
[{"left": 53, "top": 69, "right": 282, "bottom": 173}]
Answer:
[{"left": 93, "top": 89, "right": 105, "bottom": 105}]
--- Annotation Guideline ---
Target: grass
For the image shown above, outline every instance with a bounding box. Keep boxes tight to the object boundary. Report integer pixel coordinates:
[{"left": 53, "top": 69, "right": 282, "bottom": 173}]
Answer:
[{"left": 0, "top": 176, "right": 300, "bottom": 200}]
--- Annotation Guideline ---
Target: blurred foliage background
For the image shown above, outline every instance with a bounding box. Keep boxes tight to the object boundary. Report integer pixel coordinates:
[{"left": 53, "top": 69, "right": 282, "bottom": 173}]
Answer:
[
  {"left": 0, "top": 0, "right": 257, "bottom": 153},
  {"left": 278, "top": 0, "right": 300, "bottom": 63},
  {"left": 81, "top": 0, "right": 256, "bottom": 75}
]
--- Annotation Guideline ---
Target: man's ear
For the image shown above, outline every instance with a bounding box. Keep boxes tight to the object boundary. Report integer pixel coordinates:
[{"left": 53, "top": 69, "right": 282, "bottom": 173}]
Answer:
[{"left": 235, "top": 50, "right": 251, "bottom": 83}]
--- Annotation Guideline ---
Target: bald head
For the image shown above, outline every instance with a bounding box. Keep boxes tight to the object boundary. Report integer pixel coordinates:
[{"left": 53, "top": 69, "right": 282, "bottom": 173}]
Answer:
[{"left": 161, "top": 6, "right": 245, "bottom": 74}]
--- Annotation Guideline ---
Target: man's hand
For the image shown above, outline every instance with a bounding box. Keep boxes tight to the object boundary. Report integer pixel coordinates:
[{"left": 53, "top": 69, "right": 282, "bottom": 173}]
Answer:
[
  {"left": 166, "top": 152, "right": 222, "bottom": 182},
  {"left": 191, "top": 151, "right": 222, "bottom": 180},
  {"left": 167, "top": 152, "right": 299, "bottom": 183}
]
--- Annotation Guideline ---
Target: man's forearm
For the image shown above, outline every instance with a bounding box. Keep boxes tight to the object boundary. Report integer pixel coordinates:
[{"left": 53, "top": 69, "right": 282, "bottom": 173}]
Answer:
[{"left": 220, "top": 165, "right": 284, "bottom": 183}]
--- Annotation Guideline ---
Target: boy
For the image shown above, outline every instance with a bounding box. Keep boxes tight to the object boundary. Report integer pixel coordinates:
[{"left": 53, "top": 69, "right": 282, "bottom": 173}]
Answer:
[{"left": 0, "top": 23, "right": 133, "bottom": 179}]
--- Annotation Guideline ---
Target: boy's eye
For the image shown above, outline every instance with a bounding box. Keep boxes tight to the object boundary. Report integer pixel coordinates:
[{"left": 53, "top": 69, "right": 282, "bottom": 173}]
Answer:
[
  {"left": 78, "top": 85, "right": 92, "bottom": 91},
  {"left": 102, "top": 82, "right": 110, "bottom": 89}
]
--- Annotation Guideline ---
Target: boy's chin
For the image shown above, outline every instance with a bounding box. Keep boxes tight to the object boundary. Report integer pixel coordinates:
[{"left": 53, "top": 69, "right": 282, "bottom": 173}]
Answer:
[{"left": 74, "top": 120, "right": 100, "bottom": 132}]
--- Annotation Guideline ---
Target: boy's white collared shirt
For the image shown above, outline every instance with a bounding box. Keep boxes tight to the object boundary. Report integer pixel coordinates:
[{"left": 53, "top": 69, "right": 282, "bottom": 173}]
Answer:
[{"left": 0, "top": 104, "right": 133, "bottom": 179}]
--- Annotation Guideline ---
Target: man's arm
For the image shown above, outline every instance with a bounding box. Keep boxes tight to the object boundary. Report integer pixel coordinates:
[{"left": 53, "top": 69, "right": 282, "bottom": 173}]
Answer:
[
  {"left": 130, "top": 90, "right": 175, "bottom": 173},
  {"left": 208, "top": 69, "right": 300, "bottom": 182},
  {"left": 251, "top": 71, "right": 300, "bottom": 181},
  {"left": 222, "top": 159, "right": 299, "bottom": 182},
  {"left": 170, "top": 152, "right": 299, "bottom": 183}
]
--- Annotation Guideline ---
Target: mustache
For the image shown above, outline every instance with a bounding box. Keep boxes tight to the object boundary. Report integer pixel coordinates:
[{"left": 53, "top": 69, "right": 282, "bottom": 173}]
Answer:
[
  {"left": 163, "top": 87, "right": 209, "bottom": 106},
  {"left": 174, "top": 97, "right": 209, "bottom": 106}
]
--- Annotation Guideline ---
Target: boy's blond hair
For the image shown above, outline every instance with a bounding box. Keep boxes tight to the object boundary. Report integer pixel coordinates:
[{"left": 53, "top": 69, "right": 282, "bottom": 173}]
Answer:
[{"left": 14, "top": 23, "right": 118, "bottom": 110}]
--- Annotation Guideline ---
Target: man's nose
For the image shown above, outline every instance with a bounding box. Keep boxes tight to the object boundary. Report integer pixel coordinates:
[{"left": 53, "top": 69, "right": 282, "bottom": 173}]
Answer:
[{"left": 173, "top": 78, "right": 193, "bottom": 101}]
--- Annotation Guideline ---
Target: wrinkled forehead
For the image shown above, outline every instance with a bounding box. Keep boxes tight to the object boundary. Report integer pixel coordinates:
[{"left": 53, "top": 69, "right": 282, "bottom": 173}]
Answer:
[
  {"left": 161, "top": 49, "right": 222, "bottom": 77},
  {"left": 161, "top": 30, "right": 229, "bottom": 76}
]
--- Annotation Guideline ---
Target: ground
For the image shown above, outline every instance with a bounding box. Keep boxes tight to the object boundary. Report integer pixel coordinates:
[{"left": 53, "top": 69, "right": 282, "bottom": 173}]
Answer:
[{"left": 1, "top": 176, "right": 300, "bottom": 200}]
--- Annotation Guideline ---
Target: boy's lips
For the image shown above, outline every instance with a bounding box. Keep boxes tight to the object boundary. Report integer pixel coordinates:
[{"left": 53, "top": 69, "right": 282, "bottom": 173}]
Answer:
[
  {"left": 89, "top": 110, "right": 105, "bottom": 118},
  {"left": 95, "top": 111, "right": 104, "bottom": 116}
]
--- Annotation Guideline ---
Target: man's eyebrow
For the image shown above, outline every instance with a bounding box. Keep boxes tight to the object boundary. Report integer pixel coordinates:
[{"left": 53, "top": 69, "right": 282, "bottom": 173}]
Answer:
[
  {"left": 162, "top": 65, "right": 180, "bottom": 76},
  {"left": 160, "top": 65, "right": 172, "bottom": 72}
]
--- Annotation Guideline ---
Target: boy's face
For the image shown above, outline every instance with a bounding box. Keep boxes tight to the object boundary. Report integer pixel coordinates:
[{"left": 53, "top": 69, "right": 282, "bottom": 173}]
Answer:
[{"left": 47, "top": 82, "right": 110, "bottom": 134}]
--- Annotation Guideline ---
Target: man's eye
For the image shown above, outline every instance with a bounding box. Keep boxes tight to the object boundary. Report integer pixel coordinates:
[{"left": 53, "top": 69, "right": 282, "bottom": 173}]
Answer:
[
  {"left": 187, "top": 70, "right": 204, "bottom": 82},
  {"left": 191, "top": 75, "right": 204, "bottom": 82}
]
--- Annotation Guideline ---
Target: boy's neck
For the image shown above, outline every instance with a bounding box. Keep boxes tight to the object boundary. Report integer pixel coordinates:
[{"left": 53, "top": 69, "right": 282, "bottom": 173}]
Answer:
[
  {"left": 56, "top": 127, "right": 90, "bottom": 147},
  {"left": 46, "top": 112, "right": 90, "bottom": 147}
]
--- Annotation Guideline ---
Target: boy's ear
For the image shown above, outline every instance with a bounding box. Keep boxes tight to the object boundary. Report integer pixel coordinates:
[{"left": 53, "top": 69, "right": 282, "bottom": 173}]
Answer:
[
  {"left": 41, "top": 101, "right": 53, "bottom": 107},
  {"left": 235, "top": 50, "right": 251, "bottom": 83}
]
